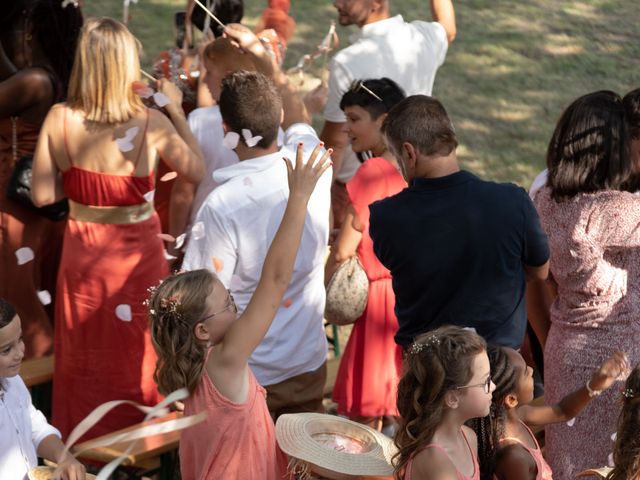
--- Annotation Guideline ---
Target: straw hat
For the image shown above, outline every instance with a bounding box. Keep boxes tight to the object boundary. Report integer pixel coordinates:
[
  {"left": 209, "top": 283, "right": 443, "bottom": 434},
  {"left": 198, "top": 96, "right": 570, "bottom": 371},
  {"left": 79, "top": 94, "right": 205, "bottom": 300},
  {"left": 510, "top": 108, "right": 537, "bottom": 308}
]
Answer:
[
  {"left": 29, "top": 466, "right": 96, "bottom": 480},
  {"left": 276, "top": 413, "right": 397, "bottom": 479}
]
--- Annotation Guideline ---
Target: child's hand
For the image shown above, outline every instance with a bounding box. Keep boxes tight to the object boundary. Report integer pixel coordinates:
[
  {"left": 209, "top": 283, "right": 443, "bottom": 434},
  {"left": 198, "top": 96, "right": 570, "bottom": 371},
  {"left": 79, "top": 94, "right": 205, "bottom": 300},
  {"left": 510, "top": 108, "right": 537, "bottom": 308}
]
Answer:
[
  {"left": 284, "top": 142, "right": 332, "bottom": 201},
  {"left": 589, "top": 351, "right": 628, "bottom": 392},
  {"left": 55, "top": 453, "right": 86, "bottom": 480}
]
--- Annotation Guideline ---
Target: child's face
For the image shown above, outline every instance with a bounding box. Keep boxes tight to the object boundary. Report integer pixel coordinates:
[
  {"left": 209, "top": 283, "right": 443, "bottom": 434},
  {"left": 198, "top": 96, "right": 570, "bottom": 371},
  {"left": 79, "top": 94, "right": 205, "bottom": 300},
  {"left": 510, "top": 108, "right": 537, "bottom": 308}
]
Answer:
[
  {"left": 198, "top": 279, "right": 238, "bottom": 345},
  {"left": 505, "top": 348, "right": 535, "bottom": 405},
  {"left": 344, "top": 105, "right": 385, "bottom": 154},
  {"left": 0, "top": 315, "right": 25, "bottom": 378},
  {"left": 455, "top": 350, "right": 495, "bottom": 419}
]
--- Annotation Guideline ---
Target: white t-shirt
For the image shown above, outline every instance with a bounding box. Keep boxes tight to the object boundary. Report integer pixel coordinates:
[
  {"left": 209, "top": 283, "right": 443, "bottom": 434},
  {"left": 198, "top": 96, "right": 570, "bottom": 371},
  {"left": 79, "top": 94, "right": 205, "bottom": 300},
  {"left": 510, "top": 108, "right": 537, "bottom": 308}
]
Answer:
[
  {"left": 324, "top": 15, "right": 449, "bottom": 182},
  {"left": 0, "top": 375, "right": 61, "bottom": 480},
  {"left": 182, "top": 123, "right": 332, "bottom": 386}
]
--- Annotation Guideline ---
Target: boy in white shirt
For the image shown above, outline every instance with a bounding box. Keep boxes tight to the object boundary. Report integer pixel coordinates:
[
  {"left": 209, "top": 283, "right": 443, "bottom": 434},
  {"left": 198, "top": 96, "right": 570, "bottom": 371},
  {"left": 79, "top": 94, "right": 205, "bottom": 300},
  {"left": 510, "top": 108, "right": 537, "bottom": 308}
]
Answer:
[{"left": 0, "top": 298, "right": 85, "bottom": 480}]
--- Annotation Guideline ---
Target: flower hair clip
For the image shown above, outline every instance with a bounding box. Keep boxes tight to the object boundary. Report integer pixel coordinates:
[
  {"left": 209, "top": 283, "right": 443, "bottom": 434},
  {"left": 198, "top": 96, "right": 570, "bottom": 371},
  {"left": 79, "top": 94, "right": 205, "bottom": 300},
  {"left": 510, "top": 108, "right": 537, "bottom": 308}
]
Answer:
[
  {"left": 409, "top": 335, "right": 440, "bottom": 355},
  {"left": 622, "top": 388, "right": 636, "bottom": 399}
]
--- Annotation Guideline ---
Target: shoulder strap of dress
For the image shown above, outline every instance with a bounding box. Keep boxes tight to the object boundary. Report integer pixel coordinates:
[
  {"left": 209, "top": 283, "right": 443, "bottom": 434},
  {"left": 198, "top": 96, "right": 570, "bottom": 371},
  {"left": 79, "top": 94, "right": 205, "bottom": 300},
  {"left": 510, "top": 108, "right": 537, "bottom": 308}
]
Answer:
[
  {"left": 133, "top": 108, "right": 150, "bottom": 167},
  {"left": 63, "top": 106, "right": 74, "bottom": 166}
]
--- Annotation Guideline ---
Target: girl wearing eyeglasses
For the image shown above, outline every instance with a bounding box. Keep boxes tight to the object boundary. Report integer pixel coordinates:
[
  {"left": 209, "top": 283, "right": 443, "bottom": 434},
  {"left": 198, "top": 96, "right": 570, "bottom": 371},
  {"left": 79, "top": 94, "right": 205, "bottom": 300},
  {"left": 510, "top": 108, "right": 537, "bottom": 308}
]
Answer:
[
  {"left": 470, "top": 347, "right": 626, "bottom": 480},
  {"left": 394, "top": 325, "right": 494, "bottom": 480}
]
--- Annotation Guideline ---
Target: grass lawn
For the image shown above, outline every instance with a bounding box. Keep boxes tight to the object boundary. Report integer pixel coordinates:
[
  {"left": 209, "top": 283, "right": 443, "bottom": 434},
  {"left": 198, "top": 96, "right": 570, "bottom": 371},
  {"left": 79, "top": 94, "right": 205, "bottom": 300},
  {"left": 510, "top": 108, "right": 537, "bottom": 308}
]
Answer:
[{"left": 84, "top": 1, "right": 640, "bottom": 187}]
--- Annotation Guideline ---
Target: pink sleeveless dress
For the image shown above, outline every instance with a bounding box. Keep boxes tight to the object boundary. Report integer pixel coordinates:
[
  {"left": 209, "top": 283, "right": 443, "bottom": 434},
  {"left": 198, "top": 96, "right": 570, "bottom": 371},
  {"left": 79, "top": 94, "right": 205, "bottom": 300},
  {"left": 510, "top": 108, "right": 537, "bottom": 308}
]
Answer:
[
  {"left": 52, "top": 109, "right": 166, "bottom": 440},
  {"left": 180, "top": 357, "right": 289, "bottom": 480},
  {"left": 499, "top": 421, "right": 553, "bottom": 480},
  {"left": 405, "top": 429, "right": 480, "bottom": 480}
]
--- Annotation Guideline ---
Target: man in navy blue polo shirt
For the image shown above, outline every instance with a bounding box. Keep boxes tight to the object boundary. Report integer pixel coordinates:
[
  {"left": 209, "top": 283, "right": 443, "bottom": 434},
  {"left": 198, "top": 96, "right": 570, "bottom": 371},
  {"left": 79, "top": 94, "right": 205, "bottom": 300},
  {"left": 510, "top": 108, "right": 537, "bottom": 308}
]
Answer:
[{"left": 370, "top": 95, "right": 550, "bottom": 349}]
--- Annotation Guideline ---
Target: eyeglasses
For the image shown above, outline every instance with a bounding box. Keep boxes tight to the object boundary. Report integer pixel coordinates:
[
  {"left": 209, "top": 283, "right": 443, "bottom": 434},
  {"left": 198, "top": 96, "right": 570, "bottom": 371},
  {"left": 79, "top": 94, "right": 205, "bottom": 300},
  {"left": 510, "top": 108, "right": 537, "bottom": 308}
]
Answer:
[
  {"left": 349, "top": 80, "right": 383, "bottom": 102},
  {"left": 455, "top": 375, "right": 492, "bottom": 394},
  {"left": 200, "top": 290, "right": 237, "bottom": 322}
]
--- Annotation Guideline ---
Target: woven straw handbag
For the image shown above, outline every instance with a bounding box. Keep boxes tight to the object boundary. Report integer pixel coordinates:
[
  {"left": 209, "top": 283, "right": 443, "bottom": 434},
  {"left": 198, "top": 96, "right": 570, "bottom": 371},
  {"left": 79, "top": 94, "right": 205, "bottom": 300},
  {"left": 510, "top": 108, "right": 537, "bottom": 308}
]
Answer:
[{"left": 325, "top": 256, "right": 369, "bottom": 325}]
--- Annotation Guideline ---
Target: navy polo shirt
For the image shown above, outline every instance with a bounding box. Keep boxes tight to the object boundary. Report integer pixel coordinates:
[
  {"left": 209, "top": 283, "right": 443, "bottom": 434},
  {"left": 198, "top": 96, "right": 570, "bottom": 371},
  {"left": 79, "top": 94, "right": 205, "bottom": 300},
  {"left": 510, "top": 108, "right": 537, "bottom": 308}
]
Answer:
[{"left": 369, "top": 170, "right": 549, "bottom": 348}]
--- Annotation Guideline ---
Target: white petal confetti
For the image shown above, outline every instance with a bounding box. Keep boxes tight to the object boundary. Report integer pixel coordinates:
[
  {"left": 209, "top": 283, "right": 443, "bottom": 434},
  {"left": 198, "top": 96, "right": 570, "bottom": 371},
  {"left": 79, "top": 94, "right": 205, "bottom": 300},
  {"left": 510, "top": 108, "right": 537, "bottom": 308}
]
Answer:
[
  {"left": 566, "top": 418, "right": 575, "bottom": 427},
  {"left": 191, "top": 221, "right": 205, "bottom": 240},
  {"left": 15, "top": 247, "right": 35, "bottom": 265},
  {"left": 175, "top": 233, "right": 186, "bottom": 250},
  {"left": 611, "top": 432, "right": 617, "bottom": 441},
  {"left": 115, "top": 126, "right": 140, "bottom": 153},
  {"left": 243, "top": 177, "right": 253, "bottom": 187},
  {"left": 143, "top": 190, "right": 155, "bottom": 202},
  {"left": 608, "top": 452, "right": 614, "bottom": 467},
  {"left": 37, "top": 290, "right": 52, "bottom": 306},
  {"left": 115, "top": 304, "right": 132, "bottom": 322},
  {"left": 153, "top": 92, "right": 171, "bottom": 108},
  {"left": 164, "top": 250, "right": 177, "bottom": 261},
  {"left": 241, "top": 128, "right": 263, "bottom": 147},
  {"left": 222, "top": 131, "right": 240, "bottom": 150},
  {"left": 160, "top": 171, "right": 178, "bottom": 182}
]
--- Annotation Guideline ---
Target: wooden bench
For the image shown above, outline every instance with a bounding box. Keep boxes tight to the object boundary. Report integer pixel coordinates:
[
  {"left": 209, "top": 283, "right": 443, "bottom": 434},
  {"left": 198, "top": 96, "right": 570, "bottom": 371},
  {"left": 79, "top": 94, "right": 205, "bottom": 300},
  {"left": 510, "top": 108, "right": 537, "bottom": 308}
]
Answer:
[
  {"left": 73, "top": 411, "right": 182, "bottom": 480},
  {"left": 20, "top": 355, "right": 54, "bottom": 388}
]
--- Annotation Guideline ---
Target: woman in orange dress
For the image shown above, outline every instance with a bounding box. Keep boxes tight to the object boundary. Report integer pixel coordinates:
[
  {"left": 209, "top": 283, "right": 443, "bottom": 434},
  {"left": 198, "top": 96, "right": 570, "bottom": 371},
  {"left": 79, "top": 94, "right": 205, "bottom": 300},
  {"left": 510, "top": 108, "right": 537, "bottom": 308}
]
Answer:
[
  {"left": 32, "top": 18, "right": 204, "bottom": 440},
  {"left": 0, "top": 0, "right": 82, "bottom": 359},
  {"left": 326, "top": 78, "right": 406, "bottom": 430}
]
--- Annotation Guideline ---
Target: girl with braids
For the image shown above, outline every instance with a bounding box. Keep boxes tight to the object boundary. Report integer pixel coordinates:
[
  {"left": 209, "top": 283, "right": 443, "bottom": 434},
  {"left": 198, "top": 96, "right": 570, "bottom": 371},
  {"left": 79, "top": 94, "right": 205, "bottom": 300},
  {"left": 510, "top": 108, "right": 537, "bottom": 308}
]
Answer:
[
  {"left": 471, "top": 347, "right": 626, "bottom": 480},
  {"left": 607, "top": 363, "right": 640, "bottom": 480},
  {"left": 147, "top": 143, "right": 332, "bottom": 480},
  {"left": 394, "top": 325, "right": 494, "bottom": 480}
]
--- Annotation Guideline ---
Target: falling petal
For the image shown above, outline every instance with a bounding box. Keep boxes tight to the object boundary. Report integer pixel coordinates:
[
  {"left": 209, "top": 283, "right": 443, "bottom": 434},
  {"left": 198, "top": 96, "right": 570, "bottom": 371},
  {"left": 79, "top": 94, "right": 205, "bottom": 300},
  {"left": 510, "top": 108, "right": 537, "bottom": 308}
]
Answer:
[
  {"left": 132, "top": 81, "right": 154, "bottom": 98},
  {"left": 222, "top": 131, "right": 240, "bottom": 150},
  {"left": 164, "top": 250, "right": 177, "bottom": 261},
  {"left": 15, "top": 247, "right": 35, "bottom": 265},
  {"left": 115, "top": 304, "right": 132, "bottom": 322},
  {"left": 243, "top": 177, "right": 253, "bottom": 187},
  {"left": 37, "top": 290, "right": 52, "bottom": 306},
  {"left": 115, "top": 126, "right": 140, "bottom": 153},
  {"left": 241, "top": 128, "right": 263, "bottom": 148},
  {"left": 175, "top": 233, "right": 186, "bottom": 250},
  {"left": 153, "top": 91, "right": 171, "bottom": 108},
  {"left": 157, "top": 233, "right": 176, "bottom": 243},
  {"left": 608, "top": 452, "right": 614, "bottom": 467},
  {"left": 143, "top": 190, "right": 155, "bottom": 202},
  {"left": 283, "top": 299, "right": 293, "bottom": 308},
  {"left": 566, "top": 418, "right": 575, "bottom": 427},
  {"left": 191, "top": 221, "right": 205, "bottom": 240},
  {"left": 611, "top": 432, "right": 617, "bottom": 441},
  {"left": 160, "top": 171, "right": 178, "bottom": 182},
  {"left": 212, "top": 256, "right": 223, "bottom": 273}
]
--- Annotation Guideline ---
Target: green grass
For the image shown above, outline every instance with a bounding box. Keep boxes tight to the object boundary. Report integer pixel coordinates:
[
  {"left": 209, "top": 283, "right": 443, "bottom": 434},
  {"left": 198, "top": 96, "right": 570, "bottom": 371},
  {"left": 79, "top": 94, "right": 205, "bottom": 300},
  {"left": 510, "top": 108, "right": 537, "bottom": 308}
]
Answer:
[{"left": 84, "top": 1, "right": 640, "bottom": 187}]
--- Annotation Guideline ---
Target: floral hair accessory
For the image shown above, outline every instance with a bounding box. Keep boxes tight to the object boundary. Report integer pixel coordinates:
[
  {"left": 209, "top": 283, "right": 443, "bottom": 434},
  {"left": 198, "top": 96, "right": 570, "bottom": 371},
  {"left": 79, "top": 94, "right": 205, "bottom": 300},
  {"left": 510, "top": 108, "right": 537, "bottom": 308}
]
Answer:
[
  {"left": 409, "top": 335, "right": 440, "bottom": 355},
  {"left": 622, "top": 388, "right": 636, "bottom": 399}
]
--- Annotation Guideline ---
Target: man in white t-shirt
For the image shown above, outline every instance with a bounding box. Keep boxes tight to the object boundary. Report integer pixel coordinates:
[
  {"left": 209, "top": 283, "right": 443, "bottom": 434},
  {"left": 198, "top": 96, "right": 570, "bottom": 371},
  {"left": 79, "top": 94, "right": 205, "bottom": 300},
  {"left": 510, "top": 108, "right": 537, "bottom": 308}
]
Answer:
[
  {"left": 183, "top": 31, "right": 332, "bottom": 418},
  {"left": 320, "top": 0, "right": 456, "bottom": 224}
]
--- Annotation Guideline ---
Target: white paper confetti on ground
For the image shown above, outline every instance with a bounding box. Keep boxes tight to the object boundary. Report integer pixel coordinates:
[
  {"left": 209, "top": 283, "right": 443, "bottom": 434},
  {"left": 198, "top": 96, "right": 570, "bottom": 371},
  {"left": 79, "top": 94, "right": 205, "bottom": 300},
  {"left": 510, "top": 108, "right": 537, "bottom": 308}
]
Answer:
[
  {"left": 611, "top": 432, "right": 617, "bottom": 441},
  {"left": 37, "top": 290, "right": 52, "bottom": 305},
  {"left": 222, "top": 131, "right": 240, "bottom": 150},
  {"left": 153, "top": 92, "right": 171, "bottom": 108},
  {"left": 566, "top": 418, "right": 575, "bottom": 427},
  {"left": 191, "top": 222, "right": 205, "bottom": 240},
  {"left": 160, "top": 171, "right": 178, "bottom": 182},
  {"left": 175, "top": 233, "right": 186, "bottom": 250},
  {"left": 15, "top": 247, "right": 35, "bottom": 265},
  {"left": 143, "top": 190, "right": 155, "bottom": 202},
  {"left": 608, "top": 452, "right": 614, "bottom": 467},
  {"left": 115, "top": 304, "right": 132, "bottom": 322},
  {"left": 115, "top": 126, "right": 140, "bottom": 153}
]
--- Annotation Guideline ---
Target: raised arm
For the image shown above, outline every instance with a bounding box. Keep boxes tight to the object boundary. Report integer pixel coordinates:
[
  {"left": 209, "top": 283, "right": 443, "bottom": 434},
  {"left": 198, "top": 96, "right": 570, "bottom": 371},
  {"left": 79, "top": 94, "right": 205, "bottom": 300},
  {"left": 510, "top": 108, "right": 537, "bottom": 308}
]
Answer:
[
  {"left": 430, "top": 0, "right": 456, "bottom": 43},
  {"left": 518, "top": 351, "right": 627, "bottom": 425},
  {"left": 216, "top": 143, "right": 332, "bottom": 365},
  {"left": 32, "top": 105, "right": 66, "bottom": 207}
]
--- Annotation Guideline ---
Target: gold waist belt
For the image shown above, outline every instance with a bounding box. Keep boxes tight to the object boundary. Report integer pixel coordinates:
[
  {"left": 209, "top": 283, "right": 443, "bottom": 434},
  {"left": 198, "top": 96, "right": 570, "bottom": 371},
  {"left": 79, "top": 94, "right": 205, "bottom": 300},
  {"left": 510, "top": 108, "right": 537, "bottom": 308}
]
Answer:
[{"left": 68, "top": 200, "right": 154, "bottom": 225}]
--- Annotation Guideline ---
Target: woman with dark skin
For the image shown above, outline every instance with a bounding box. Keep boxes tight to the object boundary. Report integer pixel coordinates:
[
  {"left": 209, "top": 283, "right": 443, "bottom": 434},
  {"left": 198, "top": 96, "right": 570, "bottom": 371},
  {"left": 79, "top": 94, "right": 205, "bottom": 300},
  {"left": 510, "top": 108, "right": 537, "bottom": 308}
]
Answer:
[{"left": 0, "top": 0, "right": 83, "bottom": 359}]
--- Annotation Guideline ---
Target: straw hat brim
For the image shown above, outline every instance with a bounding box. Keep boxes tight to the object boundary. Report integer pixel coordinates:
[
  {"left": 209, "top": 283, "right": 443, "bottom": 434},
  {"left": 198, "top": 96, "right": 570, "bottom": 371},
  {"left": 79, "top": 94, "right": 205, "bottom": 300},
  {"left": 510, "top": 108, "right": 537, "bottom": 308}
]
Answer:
[
  {"left": 29, "top": 466, "right": 97, "bottom": 480},
  {"left": 276, "top": 413, "right": 397, "bottom": 477}
]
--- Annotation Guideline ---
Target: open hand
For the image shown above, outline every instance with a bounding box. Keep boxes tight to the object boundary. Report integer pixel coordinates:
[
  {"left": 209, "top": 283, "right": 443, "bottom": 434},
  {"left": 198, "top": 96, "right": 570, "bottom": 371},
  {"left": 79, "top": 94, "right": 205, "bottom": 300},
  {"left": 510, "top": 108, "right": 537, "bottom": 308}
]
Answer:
[
  {"left": 590, "top": 351, "right": 629, "bottom": 392},
  {"left": 283, "top": 142, "right": 332, "bottom": 201}
]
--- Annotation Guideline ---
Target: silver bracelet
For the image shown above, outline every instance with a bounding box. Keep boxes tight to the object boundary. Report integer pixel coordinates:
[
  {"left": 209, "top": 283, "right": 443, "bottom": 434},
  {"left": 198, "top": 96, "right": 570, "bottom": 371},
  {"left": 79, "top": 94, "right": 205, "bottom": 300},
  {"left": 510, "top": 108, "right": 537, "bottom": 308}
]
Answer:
[{"left": 586, "top": 380, "right": 602, "bottom": 398}]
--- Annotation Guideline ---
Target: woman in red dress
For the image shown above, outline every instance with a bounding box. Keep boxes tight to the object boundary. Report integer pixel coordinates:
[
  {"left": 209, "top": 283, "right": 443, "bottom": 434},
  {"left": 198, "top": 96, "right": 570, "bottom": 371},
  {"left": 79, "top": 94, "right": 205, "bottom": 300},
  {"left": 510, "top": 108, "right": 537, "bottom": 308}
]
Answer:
[
  {"left": 0, "top": 0, "right": 82, "bottom": 359},
  {"left": 326, "top": 78, "right": 406, "bottom": 430},
  {"left": 32, "top": 18, "right": 204, "bottom": 440}
]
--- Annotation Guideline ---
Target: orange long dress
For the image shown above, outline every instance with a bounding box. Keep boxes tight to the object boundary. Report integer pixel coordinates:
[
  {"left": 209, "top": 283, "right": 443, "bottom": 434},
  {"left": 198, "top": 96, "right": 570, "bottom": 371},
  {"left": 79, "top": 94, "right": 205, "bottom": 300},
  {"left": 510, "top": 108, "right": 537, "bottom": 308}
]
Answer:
[
  {"left": 0, "top": 117, "right": 63, "bottom": 358},
  {"left": 52, "top": 111, "right": 166, "bottom": 440},
  {"left": 332, "top": 157, "right": 406, "bottom": 418}
]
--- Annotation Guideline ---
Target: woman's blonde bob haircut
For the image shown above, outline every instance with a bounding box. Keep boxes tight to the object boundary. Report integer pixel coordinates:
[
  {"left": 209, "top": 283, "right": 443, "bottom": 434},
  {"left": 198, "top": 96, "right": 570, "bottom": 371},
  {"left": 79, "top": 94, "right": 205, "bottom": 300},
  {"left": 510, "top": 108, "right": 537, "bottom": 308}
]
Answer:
[{"left": 67, "top": 17, "right": 144, "bottom": 124}]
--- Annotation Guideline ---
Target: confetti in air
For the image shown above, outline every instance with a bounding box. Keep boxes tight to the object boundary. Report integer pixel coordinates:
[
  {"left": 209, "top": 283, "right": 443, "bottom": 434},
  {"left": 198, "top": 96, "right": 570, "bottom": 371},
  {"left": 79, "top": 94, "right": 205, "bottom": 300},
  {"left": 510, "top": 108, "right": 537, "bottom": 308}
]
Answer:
[
  {"left": 37, "top": 290, "right": 52, "bottom": 306},
  {"left": 160, "top": 171, "right": 178, "bottom": 182},
  {"left": 175, "top": 233, "right": 187, "bottom": 250},
  {"left": 115, "top": 304, "right": 133, "bottom": 322},
  {"left": 153, "top": 92, "right": 171, "bottom": 108},
  {"left": 15, "top": 247, "right": 35, "bottom": 265},
  {"left": 566, "top": 418, "right": 575, "bottom": 427},
  {"left": 222, "top": 131, "right": 240, "bottom": 150},
  {"left": 115, "top": 126, "right": 140, "bottom": 153},
  {"left": 143, "top": 190, "right": 155, "bottom": 202},
  {"left": 212, "top": 257, "right": 223, "bottom": 273},
  {"left": 241, "top": 129, "right": 263, "bottom": 148}
]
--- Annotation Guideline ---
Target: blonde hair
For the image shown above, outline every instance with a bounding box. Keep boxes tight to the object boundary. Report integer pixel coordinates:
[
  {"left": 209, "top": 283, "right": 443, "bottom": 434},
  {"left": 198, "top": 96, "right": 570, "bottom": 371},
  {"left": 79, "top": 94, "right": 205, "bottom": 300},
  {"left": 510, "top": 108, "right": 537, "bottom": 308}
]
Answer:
[
  {"left": 148, "top": 270, "right": 216, "bottom": 395},
  {"left": 67, "top": 17, "right": 144, "bottom": 123}
]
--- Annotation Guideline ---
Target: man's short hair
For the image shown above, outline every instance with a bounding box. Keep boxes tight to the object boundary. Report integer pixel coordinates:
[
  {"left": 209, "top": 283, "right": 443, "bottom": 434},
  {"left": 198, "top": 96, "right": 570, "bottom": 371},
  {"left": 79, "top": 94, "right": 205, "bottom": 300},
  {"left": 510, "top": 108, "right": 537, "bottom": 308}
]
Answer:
[
  {"left": 219, "top": 71, "right": 282, "bottom": 149},
  {"left": 381, "top": 95, "right": 458, "bottom": 157}
]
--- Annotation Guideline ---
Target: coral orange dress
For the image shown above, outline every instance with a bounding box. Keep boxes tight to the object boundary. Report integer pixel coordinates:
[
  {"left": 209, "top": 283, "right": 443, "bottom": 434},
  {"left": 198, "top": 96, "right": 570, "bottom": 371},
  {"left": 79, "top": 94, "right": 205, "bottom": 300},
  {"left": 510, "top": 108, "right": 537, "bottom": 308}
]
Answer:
[
  {"left": 332, "top": 157, "right": 406, "bottom": 418},
  {"left": 0, "top": 116, "right": 63, "bottom": 358},
  {"left": 52, "top": 110, "right": 166, "bottom": 440}
]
